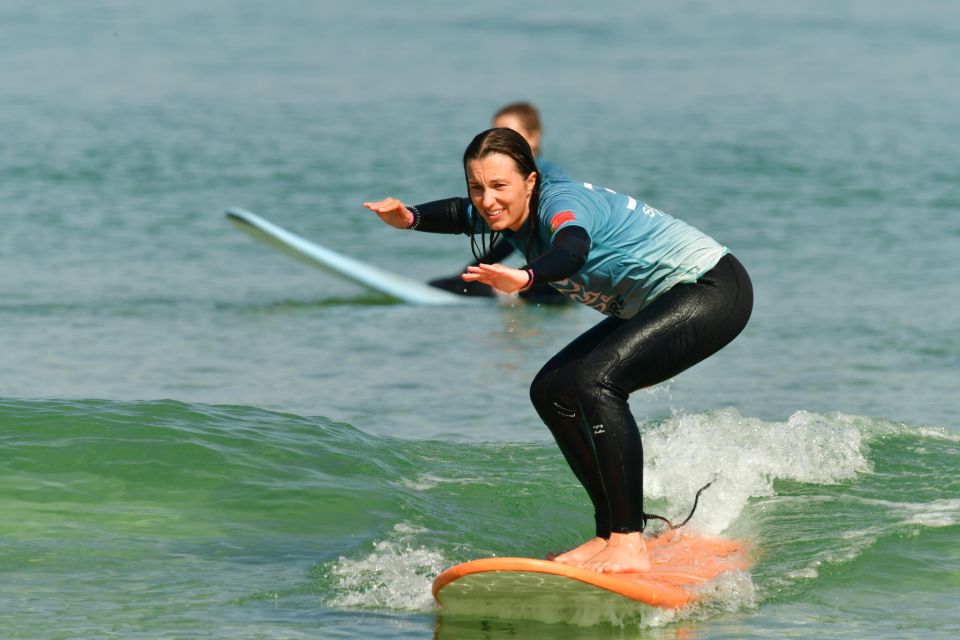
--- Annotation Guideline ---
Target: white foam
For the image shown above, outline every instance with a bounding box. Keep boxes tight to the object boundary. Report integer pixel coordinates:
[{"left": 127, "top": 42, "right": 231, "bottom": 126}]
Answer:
[
  {"left": 839, "top": 495, "right": 960, "bottom": 529},
  {"left": 396, "top": 473, "right": 488, "bottom": 492},
  {"left": 912, "top": 426, "right": 960, "bottom": 442},
  {"left": 785, "top": 566, "right": 820, "bottom": 580},
  {"left": 325, "top": 522, "right": 447, "bottom": 611},
  {"left": 642, "top": 408, "right": 871, "bottom": 533},
  {"left": 686, "top": 570, "right": 757, "bottom": 617},
  {"left": 901, "top": 498, "right": 960, "bottom": 528}
]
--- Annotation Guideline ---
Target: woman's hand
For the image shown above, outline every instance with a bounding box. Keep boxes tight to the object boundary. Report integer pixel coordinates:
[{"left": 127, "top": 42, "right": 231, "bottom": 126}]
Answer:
[
  {"left": 363, "top": 198, "right": 414, "bottom": 229},
  {"left": 462, "top": 263, "right": 531, "bottom": 294}
]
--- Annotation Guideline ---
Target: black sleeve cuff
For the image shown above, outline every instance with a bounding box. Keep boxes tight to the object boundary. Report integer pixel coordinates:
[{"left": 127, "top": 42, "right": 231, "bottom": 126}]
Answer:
[{"left": 409, "top": 197, "right": 472, "bottom": 234}]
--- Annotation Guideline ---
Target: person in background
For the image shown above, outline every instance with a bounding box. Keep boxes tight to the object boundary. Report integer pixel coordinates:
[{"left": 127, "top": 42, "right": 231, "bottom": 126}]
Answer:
[
  {"left": 364, "top": 128, "right": 753, "bottom": 572},
  {"left": 428, "top": 102, "right": 568, "bottom": 303},
  {"left": 490, "top": 101, "right": 566, "bottom": 183}
]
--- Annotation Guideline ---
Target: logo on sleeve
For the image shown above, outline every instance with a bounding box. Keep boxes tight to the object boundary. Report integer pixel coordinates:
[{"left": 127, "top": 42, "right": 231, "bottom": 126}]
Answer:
[{"left": 549, "top": 210, "right": 576, "bottom": 232}]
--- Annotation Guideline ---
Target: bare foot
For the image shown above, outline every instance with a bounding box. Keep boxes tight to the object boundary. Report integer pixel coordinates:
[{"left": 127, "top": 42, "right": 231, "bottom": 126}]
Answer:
[
  {"left": 580, "top": 532, "right": 651, "bottom": 573},
  {"left": 551, "top": 536, "right": 607, "bottom": 566}
]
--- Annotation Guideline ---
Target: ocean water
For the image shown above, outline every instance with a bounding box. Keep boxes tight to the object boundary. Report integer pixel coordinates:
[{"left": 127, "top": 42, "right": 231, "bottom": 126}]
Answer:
[{"left": 1, "top": 1, "right": 958, "bottom": 638}]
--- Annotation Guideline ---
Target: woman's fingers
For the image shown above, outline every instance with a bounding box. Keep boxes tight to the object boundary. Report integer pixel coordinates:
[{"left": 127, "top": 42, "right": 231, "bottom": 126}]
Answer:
[
  {"left": 462, "top": 263, "right": 523, "bottom": 291},
  {"left": 363, "top": 198, "right": 411, "bottom": 228},
  {"left": 462, "top": 264, "right": 492, "bottom": 283},
  {"left": 363, "top": 198, "right": 396, "bottom": 213}
]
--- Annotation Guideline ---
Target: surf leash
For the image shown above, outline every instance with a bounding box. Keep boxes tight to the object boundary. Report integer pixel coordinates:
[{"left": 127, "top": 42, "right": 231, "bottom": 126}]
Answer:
[{"left": 643, "top": 478, "right": 715, "bottom": 533}]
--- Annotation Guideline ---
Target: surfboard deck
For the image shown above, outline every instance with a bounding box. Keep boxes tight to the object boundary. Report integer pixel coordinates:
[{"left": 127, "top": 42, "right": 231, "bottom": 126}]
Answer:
[
  {"left": 226, "top": 207, "right": 475, "bottom": 305},
  {"left": 433, "top": 532, "right": 750, "bottom": 618}
]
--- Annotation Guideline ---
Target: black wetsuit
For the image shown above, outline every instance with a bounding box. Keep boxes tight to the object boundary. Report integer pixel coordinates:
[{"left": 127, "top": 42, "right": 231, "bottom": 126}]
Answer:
[{"left": 410, "top": 197, "right": 753, "bottom": 537}]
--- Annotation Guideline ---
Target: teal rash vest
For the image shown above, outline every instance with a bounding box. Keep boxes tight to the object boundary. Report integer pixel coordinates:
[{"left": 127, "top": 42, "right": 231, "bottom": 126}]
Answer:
[{"left": 500, "top": 178, "right": 728, "bottom": 319}]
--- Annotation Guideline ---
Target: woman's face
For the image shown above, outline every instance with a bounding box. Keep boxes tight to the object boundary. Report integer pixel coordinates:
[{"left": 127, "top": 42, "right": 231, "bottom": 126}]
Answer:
[{"left": 465, "top": 153, "right": 537, "bottom": 233}]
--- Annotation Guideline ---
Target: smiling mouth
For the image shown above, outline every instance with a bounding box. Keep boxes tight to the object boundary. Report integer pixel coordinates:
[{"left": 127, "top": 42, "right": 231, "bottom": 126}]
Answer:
[{"left": 485, "top": 208, "right": 505, "bottom": 219}]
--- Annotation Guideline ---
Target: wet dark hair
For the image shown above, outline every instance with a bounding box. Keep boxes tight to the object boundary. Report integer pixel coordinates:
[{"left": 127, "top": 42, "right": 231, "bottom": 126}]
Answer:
[{"left": 462, "top": 127, "right": 542, "bottom": 262}]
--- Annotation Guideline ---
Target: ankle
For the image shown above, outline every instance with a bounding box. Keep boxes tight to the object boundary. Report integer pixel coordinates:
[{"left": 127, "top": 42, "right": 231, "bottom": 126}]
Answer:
[{"left": 607, "top": 532, "right": 646, "bottom": 549}]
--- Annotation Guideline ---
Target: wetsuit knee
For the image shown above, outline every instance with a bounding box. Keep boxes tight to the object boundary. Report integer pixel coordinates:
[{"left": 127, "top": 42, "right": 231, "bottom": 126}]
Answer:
[
  {"left": 530, "top": 367, "right": 578, "bottom": 422},
  {"left": 529, "top": 369, "right": 552, "bottom": 417}
]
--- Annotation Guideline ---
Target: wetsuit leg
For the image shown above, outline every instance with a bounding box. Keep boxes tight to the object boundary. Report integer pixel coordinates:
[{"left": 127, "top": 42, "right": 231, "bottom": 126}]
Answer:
[
  {"left": 532, "top": 254, "right": 753, "bottom": 535},
  {"left": 530, "top": 320, "right": 626, "bottom": 538}
]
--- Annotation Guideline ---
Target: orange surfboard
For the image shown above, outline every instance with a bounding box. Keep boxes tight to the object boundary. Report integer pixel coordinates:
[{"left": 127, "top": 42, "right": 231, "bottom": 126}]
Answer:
[{"left": 433, "top": 532, "right": 750, "bottom": 617}]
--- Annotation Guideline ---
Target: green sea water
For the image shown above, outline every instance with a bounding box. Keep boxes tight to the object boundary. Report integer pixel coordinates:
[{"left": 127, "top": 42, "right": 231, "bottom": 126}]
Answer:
[
  {"left": 2, "top": 1, "right": 959, "bottom": 638},
  {"left": 2, "top": 400, "right": 958, "bottom": 638}
]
